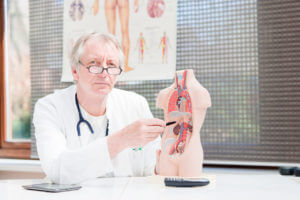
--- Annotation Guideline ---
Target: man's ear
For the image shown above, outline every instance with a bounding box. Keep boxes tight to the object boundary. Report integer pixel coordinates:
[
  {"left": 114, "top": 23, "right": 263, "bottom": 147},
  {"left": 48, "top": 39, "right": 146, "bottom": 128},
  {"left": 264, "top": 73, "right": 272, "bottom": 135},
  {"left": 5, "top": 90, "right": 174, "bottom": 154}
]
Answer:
[{"left": 72, "top": 66, "right": 79, "bottom": 81}]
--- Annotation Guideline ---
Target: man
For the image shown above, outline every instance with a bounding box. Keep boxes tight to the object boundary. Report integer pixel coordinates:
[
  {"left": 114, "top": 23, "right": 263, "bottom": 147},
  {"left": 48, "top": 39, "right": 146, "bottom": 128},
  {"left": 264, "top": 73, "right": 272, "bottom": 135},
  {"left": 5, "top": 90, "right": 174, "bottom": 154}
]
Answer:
[{"left": 33, "top": 32, "right": 165, "bottom": 184}]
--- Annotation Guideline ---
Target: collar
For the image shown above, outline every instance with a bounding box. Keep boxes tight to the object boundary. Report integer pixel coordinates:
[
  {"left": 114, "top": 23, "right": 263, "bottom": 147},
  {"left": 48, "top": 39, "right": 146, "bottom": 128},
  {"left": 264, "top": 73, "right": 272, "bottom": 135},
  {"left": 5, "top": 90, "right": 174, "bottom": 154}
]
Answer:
[{"left": 72, "top": 84, "right": 113, "bottom": 122}]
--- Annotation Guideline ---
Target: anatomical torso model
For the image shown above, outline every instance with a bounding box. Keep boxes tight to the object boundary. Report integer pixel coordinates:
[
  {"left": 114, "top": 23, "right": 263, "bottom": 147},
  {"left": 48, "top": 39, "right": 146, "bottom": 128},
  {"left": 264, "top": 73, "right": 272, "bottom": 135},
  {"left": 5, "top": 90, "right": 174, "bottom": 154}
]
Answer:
[{"left": 157, "top": 69, "right": 211, "bottom": 177}]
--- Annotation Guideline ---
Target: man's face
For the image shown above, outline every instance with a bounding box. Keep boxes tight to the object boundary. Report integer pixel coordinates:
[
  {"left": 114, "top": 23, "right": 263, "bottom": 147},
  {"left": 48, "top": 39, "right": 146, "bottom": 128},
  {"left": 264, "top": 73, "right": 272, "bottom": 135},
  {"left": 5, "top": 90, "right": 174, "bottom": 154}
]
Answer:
[{"left": 72, "top": 37, "right": 120, "bottom": 96}]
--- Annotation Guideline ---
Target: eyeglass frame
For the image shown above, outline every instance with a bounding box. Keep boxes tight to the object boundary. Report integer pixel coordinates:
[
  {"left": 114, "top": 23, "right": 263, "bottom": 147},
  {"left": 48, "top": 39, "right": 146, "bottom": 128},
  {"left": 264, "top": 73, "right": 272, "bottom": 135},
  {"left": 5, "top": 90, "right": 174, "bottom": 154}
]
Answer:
[{"left": 78, "top": 60, "right": 123, "bottom": 75}]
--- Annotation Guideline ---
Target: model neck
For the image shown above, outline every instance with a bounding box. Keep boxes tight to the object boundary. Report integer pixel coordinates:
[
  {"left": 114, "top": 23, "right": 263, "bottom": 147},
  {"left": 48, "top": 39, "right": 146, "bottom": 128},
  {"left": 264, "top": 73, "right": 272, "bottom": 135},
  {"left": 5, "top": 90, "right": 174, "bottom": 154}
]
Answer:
[
  {"left": 185, "top": 69, "right": 196, "bottom": 82},
  {"left": 175, "top": 69, "right": 197, "bottom": 88}
]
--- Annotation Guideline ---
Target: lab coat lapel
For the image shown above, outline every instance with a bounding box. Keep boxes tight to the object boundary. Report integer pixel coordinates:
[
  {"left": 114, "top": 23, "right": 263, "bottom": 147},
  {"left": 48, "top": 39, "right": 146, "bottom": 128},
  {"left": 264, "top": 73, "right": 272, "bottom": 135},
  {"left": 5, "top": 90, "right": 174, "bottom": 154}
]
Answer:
[
  {"left": 70, "top": 85, "right": 88, "bottom": 147},
  {"left": 106, "top": 89, "right": 133, "bottom": 176}
]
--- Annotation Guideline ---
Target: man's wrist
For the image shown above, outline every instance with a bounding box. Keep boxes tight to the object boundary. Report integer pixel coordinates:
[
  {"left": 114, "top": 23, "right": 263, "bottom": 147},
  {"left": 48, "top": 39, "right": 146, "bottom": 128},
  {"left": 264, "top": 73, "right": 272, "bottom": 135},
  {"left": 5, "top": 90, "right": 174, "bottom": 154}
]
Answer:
[{"left": 107, "top": 131, "right": 128, "bottom": 158}]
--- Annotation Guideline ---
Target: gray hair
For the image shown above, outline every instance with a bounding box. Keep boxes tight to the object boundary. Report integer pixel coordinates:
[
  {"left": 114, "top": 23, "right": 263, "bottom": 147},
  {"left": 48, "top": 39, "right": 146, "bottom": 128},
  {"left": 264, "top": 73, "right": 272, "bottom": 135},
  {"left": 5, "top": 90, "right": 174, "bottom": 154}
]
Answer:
[{"left": 70, "top": 32, "right": 124, "bottom": 70}]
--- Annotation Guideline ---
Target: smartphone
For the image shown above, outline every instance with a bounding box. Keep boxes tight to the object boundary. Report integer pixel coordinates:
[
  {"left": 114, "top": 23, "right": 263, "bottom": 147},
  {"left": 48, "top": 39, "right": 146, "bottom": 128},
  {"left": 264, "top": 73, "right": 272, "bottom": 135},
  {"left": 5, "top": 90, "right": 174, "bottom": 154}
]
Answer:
[
  {"left": 22, "top": 183, "right": 82, "bottom": 193},
  {"left": 164, "top": 177, "right": 210, "bottom": 187}
]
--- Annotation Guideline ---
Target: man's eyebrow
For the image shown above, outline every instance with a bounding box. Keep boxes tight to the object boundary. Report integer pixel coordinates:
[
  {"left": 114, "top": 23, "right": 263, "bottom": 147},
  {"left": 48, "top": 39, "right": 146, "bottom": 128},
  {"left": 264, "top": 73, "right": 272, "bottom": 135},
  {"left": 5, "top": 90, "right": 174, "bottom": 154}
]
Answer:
[
  {"left": 107, "top": 58, "right": 117, "bottom": 62},
  {"left": 88, "top": 60, "right": 96, "bottom": 64},
  {"left": 107, "top": 59, "right": 119, "bottom": 64},
  {"left": 87, "top": 59, "right": 118, "bottom": 65}
]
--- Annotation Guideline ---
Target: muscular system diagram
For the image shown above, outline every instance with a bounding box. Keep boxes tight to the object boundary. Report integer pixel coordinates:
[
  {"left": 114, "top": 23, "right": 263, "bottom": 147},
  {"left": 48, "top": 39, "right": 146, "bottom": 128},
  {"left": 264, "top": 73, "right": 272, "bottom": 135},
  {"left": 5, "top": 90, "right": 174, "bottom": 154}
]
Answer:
[
  {"left": 159, "top": 31, "right": 171, "bottom": 64},
  {"left": 135, "top": 32, "right": 146, "bottom": 64},
  {"left": 164, "top": 70, "right": 192, "bottom": 156}
]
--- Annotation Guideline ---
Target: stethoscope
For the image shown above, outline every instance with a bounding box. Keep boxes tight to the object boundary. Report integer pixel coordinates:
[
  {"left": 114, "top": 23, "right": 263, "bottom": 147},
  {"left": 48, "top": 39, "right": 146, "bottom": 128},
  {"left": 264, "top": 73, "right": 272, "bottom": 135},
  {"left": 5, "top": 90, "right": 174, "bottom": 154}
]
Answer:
[{"left": 75, "top": 93, "right": 109, "bottom": 137}]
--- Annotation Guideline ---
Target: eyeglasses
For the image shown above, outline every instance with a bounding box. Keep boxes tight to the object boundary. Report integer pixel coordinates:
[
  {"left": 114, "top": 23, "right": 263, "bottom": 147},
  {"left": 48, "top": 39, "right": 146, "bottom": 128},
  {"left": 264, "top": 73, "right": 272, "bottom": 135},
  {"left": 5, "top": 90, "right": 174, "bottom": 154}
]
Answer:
[{"left": 78, "top": 60, "right": 122, "bottom": 75}]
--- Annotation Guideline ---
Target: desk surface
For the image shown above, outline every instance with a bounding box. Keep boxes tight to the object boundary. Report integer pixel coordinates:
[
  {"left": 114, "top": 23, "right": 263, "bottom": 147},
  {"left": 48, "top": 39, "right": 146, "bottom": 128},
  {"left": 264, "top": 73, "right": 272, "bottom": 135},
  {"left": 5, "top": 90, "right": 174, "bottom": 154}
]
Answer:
[{"left": 0, "top": 168, "right": 299, "bottom": 200}]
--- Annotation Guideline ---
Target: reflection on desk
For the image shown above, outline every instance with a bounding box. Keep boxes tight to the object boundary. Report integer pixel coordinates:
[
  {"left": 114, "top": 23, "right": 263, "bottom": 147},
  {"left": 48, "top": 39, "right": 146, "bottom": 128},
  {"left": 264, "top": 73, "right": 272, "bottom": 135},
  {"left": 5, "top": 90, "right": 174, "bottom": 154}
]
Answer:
[{"left": 0, "top": 170, "right": 299, "bottom": 200}]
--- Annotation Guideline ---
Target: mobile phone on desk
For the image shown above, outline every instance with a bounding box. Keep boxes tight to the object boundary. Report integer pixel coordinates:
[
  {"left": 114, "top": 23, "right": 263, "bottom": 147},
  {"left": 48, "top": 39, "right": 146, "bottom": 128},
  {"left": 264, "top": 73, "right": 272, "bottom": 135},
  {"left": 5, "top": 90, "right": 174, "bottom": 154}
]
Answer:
[
  {"left": 164, "top": 177, "right": 210, "bottom": 187},
  {"left": 22, "top": 183, "right": 81, "bottom": 193}
]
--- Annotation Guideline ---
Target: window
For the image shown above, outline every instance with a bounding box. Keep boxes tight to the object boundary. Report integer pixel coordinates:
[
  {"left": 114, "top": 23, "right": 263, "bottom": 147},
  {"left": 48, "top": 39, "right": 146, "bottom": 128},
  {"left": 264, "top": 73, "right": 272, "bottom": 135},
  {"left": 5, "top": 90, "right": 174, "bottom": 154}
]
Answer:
[{"left": 0, "top": 0, "right": 31, "bottom": 158}]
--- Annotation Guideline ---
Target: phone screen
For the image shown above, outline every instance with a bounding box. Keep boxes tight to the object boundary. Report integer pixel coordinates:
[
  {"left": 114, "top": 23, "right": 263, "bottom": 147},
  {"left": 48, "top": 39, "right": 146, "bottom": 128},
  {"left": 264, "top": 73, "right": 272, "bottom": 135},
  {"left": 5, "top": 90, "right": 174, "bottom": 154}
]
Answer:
[{"left": 23, "top": 183, "right": 82, "bottom": 192}]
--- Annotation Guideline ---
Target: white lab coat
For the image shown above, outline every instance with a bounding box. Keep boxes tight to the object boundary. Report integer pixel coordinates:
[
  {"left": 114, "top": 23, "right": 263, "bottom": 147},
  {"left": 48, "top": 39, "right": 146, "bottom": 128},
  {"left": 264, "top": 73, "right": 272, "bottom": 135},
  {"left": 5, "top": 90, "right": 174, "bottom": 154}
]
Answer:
[{"left": 33, "top": 85, "right": 160, "bottom": 184}]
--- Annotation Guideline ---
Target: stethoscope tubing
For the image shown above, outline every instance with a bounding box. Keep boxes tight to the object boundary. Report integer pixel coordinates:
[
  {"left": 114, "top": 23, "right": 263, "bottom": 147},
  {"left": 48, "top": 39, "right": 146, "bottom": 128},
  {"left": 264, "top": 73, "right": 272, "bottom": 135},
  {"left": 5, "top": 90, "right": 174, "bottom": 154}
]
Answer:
[{"left": 75, "top": 93, "right": 109, "bottom": 137}]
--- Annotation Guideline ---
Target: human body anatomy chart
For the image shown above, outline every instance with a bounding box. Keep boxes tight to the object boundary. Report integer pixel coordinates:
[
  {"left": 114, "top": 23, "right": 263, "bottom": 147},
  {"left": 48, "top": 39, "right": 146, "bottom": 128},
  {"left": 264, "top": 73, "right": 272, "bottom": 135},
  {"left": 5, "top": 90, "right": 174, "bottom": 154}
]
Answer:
[{"left": 62, "top": 0, "right": 177, "bottom": 82}]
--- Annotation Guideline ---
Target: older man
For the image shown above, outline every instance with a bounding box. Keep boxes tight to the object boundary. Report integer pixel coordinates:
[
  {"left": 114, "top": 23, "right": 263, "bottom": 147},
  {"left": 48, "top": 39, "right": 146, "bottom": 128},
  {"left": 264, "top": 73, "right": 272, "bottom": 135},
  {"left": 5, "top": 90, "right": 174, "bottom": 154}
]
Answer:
[{"left": 33, "top": 32, "right": 165, "bottom": 184}]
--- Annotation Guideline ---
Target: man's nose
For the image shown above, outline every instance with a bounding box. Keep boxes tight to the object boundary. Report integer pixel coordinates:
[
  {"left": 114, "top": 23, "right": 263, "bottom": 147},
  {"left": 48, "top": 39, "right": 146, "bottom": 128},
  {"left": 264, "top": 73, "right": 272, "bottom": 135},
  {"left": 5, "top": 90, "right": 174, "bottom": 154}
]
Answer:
[
  {"left": 98, "top": 65, "right": 109, "bottom": 77},
  {"left": 102, "top": 68, "right": 110, "bottom": 75}
]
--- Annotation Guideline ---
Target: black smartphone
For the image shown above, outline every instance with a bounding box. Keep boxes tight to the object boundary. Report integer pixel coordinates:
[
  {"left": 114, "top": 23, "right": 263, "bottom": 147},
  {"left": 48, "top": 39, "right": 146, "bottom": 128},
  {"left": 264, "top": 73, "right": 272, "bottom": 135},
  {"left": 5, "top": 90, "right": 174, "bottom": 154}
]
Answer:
[
  {"left": 164, "top": 177, "right": 210, "bottom": 187},
  {"left": 22, "top": 183, "right": 82, "bottom": 193}
]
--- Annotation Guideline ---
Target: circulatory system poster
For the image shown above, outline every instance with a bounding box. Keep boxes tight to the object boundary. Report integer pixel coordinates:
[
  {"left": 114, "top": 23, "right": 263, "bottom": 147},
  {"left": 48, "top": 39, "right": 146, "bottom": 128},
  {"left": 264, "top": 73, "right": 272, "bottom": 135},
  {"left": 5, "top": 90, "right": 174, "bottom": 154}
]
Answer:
[{"left": 62, "top": 0, "right": 177, "bottom": 81}]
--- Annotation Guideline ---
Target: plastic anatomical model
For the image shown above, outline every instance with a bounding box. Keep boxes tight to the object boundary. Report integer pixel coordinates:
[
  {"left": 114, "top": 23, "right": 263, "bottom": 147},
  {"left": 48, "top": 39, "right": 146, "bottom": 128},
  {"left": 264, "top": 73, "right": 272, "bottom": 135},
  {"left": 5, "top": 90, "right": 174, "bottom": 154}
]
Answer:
[{"left": 156, "top": 69, "right": 211, "bottom": 177}]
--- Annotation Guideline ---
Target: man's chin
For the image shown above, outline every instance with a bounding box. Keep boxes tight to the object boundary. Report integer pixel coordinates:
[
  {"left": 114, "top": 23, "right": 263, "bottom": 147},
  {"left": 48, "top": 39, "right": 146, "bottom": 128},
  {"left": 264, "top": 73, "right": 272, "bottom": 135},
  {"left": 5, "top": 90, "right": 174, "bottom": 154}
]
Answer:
[
  {"left": 91, "top": 84, "right": 113, "bottom": 95},
  {"left": 93, "top": 88, "right": 111, "bottom": 96}
]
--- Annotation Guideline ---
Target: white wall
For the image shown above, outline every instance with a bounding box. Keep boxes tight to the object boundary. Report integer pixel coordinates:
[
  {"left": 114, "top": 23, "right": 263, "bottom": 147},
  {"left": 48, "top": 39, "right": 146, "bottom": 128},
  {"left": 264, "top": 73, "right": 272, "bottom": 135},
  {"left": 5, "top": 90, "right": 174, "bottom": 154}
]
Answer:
[{"left": 0, "top": 159, "right": 45, "bottom": 179}]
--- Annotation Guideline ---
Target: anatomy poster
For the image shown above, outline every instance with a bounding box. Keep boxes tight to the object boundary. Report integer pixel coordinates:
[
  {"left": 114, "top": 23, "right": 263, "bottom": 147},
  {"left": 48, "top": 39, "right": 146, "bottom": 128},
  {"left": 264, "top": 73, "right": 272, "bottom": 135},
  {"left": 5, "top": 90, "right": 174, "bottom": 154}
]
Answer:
[{"left": 62, "top": 0, "right": 177, "bottom": 82}]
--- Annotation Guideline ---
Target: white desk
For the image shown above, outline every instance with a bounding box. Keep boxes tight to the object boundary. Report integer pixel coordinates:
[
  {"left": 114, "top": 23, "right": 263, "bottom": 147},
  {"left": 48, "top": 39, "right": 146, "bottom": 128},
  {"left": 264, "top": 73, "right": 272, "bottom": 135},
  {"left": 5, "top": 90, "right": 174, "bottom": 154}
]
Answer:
[{"left": 0, "top": 168, "right": 299, "bottom": 200}]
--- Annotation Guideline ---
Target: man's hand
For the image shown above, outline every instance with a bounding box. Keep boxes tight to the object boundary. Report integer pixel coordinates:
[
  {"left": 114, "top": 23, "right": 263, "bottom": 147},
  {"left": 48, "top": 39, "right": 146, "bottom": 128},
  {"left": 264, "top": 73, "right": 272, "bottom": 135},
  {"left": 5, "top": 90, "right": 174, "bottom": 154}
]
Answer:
[
  {"left": 107, "top": 118, "right": 165, "bottom": 158},
  {"left": 121, "top": 118, "right": 165, "bottom": 148}
]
